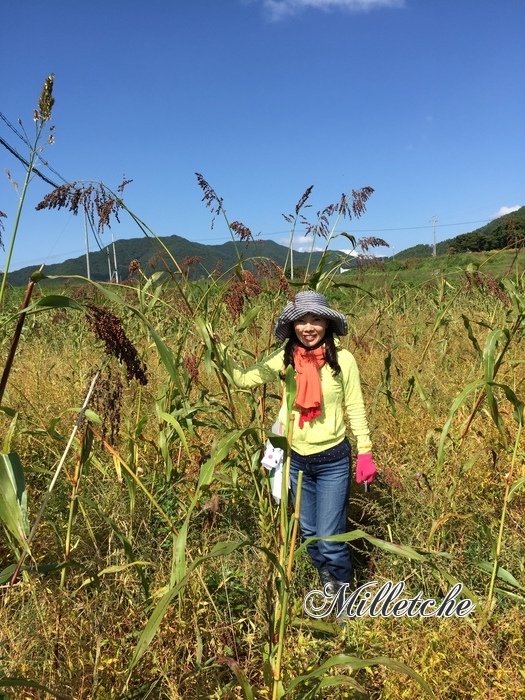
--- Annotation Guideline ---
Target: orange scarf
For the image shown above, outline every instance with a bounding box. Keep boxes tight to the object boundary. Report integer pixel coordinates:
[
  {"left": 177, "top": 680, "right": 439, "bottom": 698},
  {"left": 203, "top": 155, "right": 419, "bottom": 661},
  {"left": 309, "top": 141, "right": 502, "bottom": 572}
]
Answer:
[{"left": 293, "top": 346, "right": 326, "bottom": 428}]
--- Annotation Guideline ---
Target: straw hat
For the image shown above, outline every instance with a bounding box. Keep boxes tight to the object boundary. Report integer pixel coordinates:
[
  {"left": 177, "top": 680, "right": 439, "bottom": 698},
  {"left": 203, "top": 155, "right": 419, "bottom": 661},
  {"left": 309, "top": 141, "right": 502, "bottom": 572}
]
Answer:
[{"left": 274, "top": 291, "right": 348, "bottom": 343}]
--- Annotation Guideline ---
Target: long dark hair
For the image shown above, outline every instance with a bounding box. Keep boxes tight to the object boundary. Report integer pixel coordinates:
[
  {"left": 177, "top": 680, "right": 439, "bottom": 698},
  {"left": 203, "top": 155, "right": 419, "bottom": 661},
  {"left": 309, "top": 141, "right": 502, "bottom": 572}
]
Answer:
[{"left": 282, "top": 323, "right": 342, "bottom": 376}]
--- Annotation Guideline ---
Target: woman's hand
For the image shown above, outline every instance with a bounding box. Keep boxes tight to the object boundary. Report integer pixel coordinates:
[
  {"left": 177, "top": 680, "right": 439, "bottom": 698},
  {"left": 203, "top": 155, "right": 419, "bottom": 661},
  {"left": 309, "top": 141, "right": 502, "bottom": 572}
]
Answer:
[{"left": 356, "top": 453, "right": 377, "bottom": 484}]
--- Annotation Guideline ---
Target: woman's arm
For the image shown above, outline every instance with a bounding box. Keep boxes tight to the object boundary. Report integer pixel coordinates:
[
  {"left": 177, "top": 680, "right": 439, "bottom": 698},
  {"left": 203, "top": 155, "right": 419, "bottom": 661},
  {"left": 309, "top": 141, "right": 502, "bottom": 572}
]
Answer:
[
  {"left": 340, "top": 351, "right": 372, "bottom": 454},
  {"left": 221, "top": 346, "right": 285, "bottom": 389}
]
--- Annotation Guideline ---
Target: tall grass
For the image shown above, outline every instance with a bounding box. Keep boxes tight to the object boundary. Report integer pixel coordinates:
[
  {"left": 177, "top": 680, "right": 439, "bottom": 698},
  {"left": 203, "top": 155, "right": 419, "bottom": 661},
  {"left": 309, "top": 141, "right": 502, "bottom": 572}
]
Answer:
[
  {"left": 3, "top": 258, "right": 525, "bottom": 698},
  {"left": 1, "top": 79, "right": 524, "bottom": 699},
  {"left": 0, "top": 75, "right": 54, "bottom": 308}
]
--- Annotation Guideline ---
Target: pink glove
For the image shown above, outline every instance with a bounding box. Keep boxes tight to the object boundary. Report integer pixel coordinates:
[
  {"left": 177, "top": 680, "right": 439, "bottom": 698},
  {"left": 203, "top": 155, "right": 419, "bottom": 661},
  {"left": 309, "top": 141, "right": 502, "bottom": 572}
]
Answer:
[{"left": 356, "top": 453, "right": 377, "bottom": 484}]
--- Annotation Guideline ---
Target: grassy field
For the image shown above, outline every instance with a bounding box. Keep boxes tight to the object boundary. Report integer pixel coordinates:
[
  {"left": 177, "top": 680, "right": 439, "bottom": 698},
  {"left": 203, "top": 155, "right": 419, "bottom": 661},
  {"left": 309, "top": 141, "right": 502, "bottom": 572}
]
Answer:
[
  {"left": 0, "top": 248, "right": 524, "bottom": 699},
  {"left": 2, "top": 76, "right": 524, "bottom": 700}
]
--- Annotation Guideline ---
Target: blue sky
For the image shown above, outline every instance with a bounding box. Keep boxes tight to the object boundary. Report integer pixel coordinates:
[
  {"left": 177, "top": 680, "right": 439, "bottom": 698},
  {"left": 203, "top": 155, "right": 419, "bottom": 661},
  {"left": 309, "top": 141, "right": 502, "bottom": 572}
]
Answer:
[{"left": 1, "top": 0, "right": 523, "bottom": 273}]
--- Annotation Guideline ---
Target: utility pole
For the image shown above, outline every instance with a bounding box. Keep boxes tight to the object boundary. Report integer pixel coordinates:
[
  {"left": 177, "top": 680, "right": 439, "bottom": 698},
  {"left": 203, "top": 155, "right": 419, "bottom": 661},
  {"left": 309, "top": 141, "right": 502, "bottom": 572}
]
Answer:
[
  {"left": 83, "top": 209, "right": 91, "bottom": 280},
  {"left": 431, "top": 216, "right": 438, "bottom": 256},
  {"left": 111, "top": 232, "right": 119, "bottom": 283}
]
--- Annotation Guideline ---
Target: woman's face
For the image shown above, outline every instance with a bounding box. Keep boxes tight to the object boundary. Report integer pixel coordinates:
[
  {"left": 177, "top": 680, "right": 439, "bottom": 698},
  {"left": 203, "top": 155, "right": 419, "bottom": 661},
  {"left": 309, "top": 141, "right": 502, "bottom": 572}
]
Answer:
[{"left": 293, "top": 313, "right": 329, "bottom": 348}]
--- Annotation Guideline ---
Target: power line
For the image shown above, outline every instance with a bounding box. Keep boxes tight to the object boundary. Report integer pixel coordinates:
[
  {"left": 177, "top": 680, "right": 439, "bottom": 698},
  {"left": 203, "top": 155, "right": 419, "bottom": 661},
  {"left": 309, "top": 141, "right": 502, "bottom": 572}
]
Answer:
[
  {"left": 0, "top": 111, "right": 32, "bottom": 150},
  {"left": 0, "top": 116, "right": 493, "bottom": 239},
  {"left": 0, "top": 127, "right": 116, "bottom": 276},
  {"left": 264, "top": 220, "right": 490, "bottom": 236},
  {"left": 0, "top": 135, "right": 60, "bottom": 188},
  {"left": 0, "top": 110, "right": 68, "bottom": 184},
  {"left": 191, "top": 218, "right": 492, "bottom": 244},
  {"left": 0, "top": 126, "right": 110, "bottom": 256}
]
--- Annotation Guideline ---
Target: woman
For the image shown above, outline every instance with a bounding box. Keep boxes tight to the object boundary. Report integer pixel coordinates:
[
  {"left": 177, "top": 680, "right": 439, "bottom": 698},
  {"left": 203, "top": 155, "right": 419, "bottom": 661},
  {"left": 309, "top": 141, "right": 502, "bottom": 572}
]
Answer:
[{"left": 223, "top": 290, "right": 377, "bottom": 592}]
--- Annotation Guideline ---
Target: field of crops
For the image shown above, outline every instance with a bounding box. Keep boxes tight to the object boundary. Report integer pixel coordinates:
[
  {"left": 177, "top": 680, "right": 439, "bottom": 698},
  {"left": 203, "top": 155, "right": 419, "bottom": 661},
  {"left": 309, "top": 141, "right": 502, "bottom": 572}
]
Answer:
[
  {"left": 1, "top": 246, "right": 524, "bottom": 699},
  {"left": 1, "top": 77, "right": 524, "bottom": 699}
]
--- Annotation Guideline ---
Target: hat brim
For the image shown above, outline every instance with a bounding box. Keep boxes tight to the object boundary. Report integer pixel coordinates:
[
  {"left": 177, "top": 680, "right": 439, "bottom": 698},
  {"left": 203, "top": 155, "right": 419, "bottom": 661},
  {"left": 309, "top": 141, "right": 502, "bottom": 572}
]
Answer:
[{"left": 274, "top": 302, "right": 348, "bottom": 343}]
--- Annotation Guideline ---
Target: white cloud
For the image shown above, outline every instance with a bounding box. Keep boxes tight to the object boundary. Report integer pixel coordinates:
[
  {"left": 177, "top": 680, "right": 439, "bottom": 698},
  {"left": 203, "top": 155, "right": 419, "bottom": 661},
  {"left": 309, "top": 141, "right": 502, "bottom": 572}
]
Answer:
[
  {"left": 263, "top": 0, "right": 405, "bottom": 20},
  {"left": 291, "top": 235, "right": 324, "bottom": 252},
  {"left": 492, "top": 205, "right": 521, "bottom": 219}
]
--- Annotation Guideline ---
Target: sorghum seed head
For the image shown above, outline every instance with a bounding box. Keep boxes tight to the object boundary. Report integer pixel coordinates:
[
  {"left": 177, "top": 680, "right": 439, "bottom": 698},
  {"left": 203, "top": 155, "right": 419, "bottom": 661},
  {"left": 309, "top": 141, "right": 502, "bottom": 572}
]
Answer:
[
  {"left": 230, "top": 221, "right": 253, "bottom": 243},
  {"left": 86, "top": 304, "right": 148, "bottom": 384},
  {"left": 37, "top": 74, "right": 55, "bottom": 122},
  {"left": 128, "top": 259, "right": 141, "bottom": 276}
]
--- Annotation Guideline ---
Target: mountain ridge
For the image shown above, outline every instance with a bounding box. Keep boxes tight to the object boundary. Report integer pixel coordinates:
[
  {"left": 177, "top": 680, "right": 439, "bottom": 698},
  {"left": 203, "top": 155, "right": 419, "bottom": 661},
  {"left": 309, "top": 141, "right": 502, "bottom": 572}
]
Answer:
[
  {"left": 7, "top": 234, "right": 347, "bottom": 287},
  {"left": 7, "top": 206, "right": 524, "bottom": 286}
]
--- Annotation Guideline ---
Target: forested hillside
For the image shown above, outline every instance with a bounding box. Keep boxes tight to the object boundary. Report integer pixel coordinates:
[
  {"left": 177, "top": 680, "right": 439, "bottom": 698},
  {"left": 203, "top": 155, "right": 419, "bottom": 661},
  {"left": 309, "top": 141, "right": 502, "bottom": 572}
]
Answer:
[{"left": 396, "top": 207, "right": 525, "bottom": 260}]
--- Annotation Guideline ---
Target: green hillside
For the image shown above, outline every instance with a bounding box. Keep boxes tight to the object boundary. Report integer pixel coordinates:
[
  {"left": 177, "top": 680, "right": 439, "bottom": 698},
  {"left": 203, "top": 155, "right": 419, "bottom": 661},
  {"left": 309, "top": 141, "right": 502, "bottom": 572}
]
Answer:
[
  {"left": 395, "top": 207, "right": 525, "bottom": 260},
  {"left": 7, "top": 235, "right": 351, "bottom": 287}
]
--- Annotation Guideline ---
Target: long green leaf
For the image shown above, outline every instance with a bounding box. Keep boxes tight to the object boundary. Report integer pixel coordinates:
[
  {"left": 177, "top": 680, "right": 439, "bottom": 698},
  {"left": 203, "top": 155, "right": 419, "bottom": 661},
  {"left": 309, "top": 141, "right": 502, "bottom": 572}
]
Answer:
[
  {"left": 482, "top": 330, "right": 509, "bottom": 439},
  {"left": 294, "top": 529, "right": 427, "bottom": 563},
  {"left": 474, "top": 560, "right": 525, "bottom": 591},
  {"left": 195, "top": 429, "right": 258, "bottom": 496},
  {"left": 508, "top": 475, "right": 525, "bottom": 500},
  {"left": 171, "top": 428, "right": 258, "bottom": 586},
  {"left": 436, "top": 379, "right": 485, "bottom": 471},
  {"left": 285, "top": 654, "right": 436, "bottom": 698},
  {"left": 30, "top": 294, "right": 85, "bottom": 312},
  {"left": 0, "top": 561, "right": 68, "bottom": 585},
  {"left": 0, "top": 453, "right": 30, "bottom": 553},
  {"left": 483, "top": 328, "right": 510, "bottom": 380},
  {"left": 237, "top": 305, "right": 262, "bottom": 333},
  {"left": 488, "top": 382, "right": 524, "bottom": 425},
  {"left": 158, "top": 410, "right": 192, "bottom": 458}
]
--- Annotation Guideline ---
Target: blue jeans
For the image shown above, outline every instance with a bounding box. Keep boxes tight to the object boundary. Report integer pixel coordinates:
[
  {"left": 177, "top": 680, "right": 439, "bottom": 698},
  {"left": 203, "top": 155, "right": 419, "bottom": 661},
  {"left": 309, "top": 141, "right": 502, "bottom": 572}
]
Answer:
[{"left": 289, "top": 439, "right": 353, "bottom": 584}]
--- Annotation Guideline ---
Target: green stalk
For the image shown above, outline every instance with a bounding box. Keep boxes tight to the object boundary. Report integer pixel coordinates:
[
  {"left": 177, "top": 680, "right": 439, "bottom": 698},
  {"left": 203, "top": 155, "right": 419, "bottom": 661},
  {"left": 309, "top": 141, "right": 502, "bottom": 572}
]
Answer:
[
  {"left": 60, "top": 430, "right": 88, "bottom": 589},
  {"left": 272, "top": 413, "right": 294, "bottom": 700},
  {"left": 485, "top": 420, "right": 522, "bottom": 615},
  {"left": 219, "top": 206, "right": 243, "bottom": 263},
  {"left": 284, "top": 220, "right": 298, "bottom": 281},
  {"left": 304, "top": 211, "right": 342, "bottom": 283},
  {"left": 0, "top": 128, "right": 42, "bottom": 307},
  {"left": 286, "top": 471, "right": 303, "bottom": 581},
  {"left": 270, "top": 367, "right": 300, "bottom": 699},
  {"left": 0, "top": 74, "right": 54, "bottom": 307},
  {"left": 271, "top": 469, "right": 303, "bottom": 700}
]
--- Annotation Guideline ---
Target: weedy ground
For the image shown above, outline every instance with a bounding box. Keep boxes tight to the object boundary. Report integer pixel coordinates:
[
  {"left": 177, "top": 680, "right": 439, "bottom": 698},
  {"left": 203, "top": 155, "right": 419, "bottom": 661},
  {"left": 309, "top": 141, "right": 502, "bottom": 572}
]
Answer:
[{"left": 0, "top": 258, "right": 524, "bottom": 700}]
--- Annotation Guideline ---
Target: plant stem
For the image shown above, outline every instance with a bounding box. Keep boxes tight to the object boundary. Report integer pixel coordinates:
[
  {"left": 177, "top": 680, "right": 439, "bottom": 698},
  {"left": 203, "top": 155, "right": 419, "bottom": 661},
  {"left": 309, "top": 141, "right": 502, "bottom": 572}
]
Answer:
[
  {"left": 0, "top": 127, "right": 42, "bottom": 307},
  {"left": 272, "top": 413, "right": 295, "bottom": 700},
  {"left": 287, "top": 470, "right": 303, "bottom": 580},
  {"left": 60, "top": 431, "right": 85, "bottom": 589},
  {"left": 0, "top": 271, "right": 41, "bottom": 404},
  {"left": 485, "top": 421, "right": 522, "bottom": 615},
  {"left": 10, "top": 370, "right": 101, "bottom": 586}
]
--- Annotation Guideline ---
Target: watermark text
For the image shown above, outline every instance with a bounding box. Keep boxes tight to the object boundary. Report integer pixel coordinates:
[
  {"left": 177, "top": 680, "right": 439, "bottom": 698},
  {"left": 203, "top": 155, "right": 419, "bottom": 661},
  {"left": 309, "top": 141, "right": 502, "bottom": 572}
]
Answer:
[{"left": 303, "top": 580, "right": 475, "bottom": 619}]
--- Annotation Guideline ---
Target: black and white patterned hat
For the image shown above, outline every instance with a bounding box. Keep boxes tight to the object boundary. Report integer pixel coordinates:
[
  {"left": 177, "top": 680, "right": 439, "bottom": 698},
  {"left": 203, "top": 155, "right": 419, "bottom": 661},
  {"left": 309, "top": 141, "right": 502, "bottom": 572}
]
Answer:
[{"left": 274, "top": 291, "right": 348, "bottom": 343}]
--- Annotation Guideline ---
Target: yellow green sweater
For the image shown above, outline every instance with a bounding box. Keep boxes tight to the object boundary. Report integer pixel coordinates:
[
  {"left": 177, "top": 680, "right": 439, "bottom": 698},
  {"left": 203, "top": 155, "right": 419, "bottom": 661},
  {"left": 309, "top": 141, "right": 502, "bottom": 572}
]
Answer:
[{"left": 224, "top": 346, "right": 372, "bottom": 456}]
